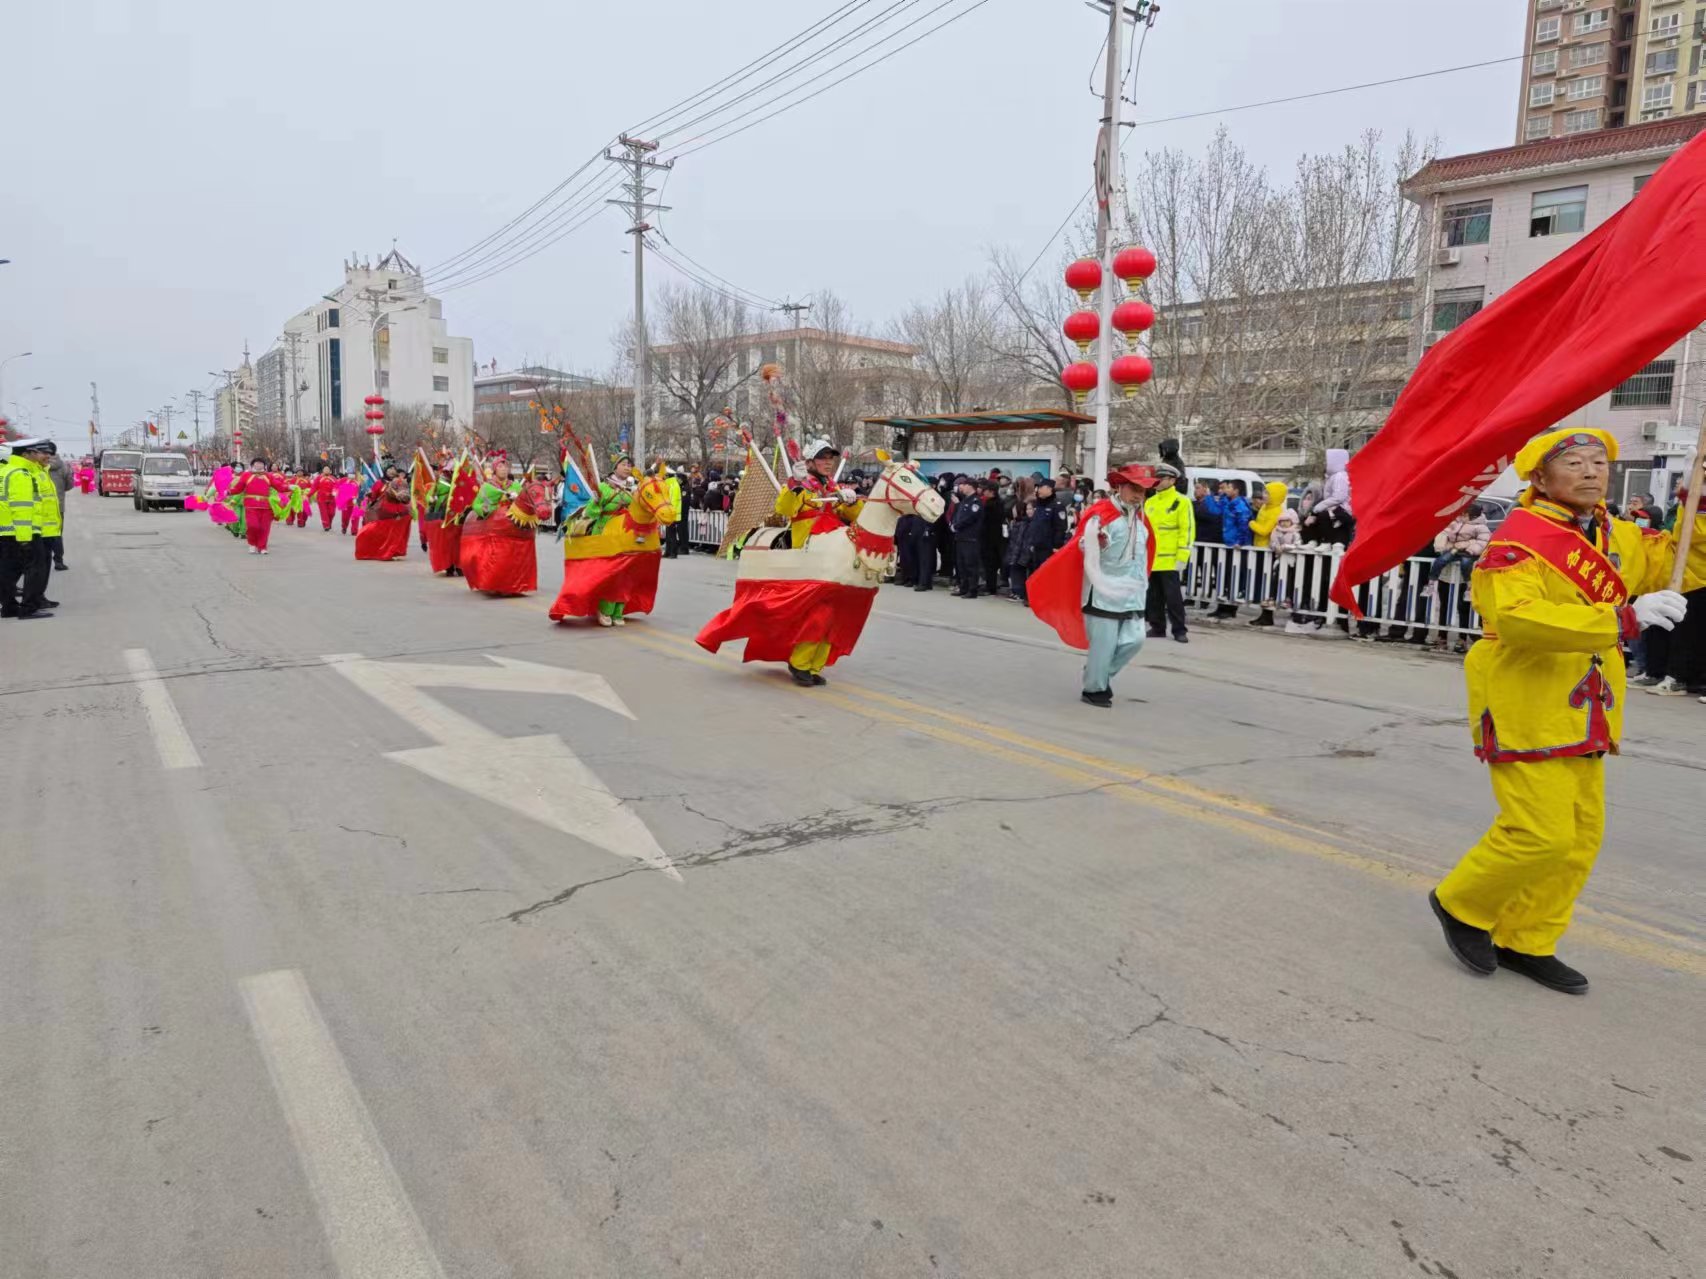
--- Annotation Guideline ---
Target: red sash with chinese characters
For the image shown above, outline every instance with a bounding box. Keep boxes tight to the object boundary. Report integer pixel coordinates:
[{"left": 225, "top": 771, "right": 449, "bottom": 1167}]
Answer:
[{"left": 1486, "top": 507, "right": 1628, "bottom": 608}]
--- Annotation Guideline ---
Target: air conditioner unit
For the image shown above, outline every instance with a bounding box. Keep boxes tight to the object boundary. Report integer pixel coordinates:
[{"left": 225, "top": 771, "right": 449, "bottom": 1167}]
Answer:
[
  {"left": 1435, "top": 246, "right": 1462, "bottom": 267},
  {"left": 1640, "top": 420, "right": 1662, "bottom": 440}
]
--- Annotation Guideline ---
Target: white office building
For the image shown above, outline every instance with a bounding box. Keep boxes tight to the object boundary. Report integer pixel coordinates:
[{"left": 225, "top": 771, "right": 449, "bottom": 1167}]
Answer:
[{"left": 281, "top": 249, "right": 475, "bottom": 440}]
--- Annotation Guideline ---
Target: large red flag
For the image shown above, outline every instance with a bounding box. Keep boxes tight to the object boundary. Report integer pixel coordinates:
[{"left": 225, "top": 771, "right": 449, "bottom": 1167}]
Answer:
[{"left": 1332, "top": 128, "right": 1706, "bottom": 613}]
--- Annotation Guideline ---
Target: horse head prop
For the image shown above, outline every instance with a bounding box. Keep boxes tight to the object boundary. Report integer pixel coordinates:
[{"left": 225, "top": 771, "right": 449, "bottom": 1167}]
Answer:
[
  {"left": 505, "top": 474, "right": 557, "bottom": 529},
  {"left": 623, "top": 462, "right": 681, "bottom": 534},
  {"left": 849, "top": 452, "right": 946, "bottom": 580}
]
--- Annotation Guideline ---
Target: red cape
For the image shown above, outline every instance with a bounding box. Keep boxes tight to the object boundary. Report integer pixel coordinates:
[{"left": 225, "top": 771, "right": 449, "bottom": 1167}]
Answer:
[{"left": 1026, "top": 499, "right": 1155, "bottom": 651}]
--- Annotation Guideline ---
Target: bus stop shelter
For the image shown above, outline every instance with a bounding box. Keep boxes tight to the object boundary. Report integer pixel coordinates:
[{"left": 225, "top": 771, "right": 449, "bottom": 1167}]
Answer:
[{"left": 861, "top": 408, "right": 1094, "bottom": 468}]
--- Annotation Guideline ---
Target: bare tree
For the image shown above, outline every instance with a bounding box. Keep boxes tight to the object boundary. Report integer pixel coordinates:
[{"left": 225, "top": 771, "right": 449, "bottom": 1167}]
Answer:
[
  {"left": 787, "top": 292, "right": 865, "bottom": 452},
  {"left": 651, "top": 283, "right": 761, "bottom": 464}
]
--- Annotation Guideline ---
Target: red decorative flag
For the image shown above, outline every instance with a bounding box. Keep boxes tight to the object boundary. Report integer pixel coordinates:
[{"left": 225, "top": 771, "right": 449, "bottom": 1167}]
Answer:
[{"left": 1331, "top": 128, "right": 1706, "bottom": 614}]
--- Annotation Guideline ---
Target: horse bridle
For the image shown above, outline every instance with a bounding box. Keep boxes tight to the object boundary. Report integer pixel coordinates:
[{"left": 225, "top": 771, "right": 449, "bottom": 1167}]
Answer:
[{"left": 861, "top": 467, "right": 931, "bottom": 515}]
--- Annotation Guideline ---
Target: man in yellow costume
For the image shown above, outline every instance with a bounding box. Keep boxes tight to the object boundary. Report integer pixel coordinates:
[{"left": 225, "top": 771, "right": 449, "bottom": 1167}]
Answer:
[
  {"left": 773, "top": 440, "right": 864, "bottom": 683},
  {"left": 1429, "top": 428, "right": 1687, "bottom": 995}
]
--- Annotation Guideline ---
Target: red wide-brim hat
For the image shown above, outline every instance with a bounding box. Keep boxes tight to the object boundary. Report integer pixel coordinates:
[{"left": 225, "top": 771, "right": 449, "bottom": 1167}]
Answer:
[{"left": 1107, "top": 464, "right": 1160, "bottom": 489}]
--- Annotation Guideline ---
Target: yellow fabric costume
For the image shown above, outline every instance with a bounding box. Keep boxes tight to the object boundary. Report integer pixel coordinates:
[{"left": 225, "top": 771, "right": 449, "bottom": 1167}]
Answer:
[
  {"left": 1436, "top": 429, "right": 1675, "bottom": 955},
  {"left": 773, "top": 476, "right": 864, "bottom": 674}
]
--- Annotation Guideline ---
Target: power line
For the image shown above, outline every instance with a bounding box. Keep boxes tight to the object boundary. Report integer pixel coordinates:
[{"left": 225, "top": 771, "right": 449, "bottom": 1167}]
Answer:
[
  {"left": 655, "top": 0, "right": 929, "bottom": 145},
  {"left": 644, "top": 237, "right": 784, "bottom": 314},
  {"left": 427, "top": 165, "right": 621, "bottom": 286},
  {"left": 433, "top": 191, "right": 624, "bottom": 295},
  {"left": 649, "top": 228, "right": 784, "bottom": 309},
  {"left": 1130, "top": 53, "right": 1525, "bottom": 129},
  {"left": 423, "top": 150, "right": 609, "bottom": 277},
  {"left": 664, "top": 0, "right": 996, "bottom": 160},
  {"left": 428, "top": 174, "right": 626, "bottom": 289}
]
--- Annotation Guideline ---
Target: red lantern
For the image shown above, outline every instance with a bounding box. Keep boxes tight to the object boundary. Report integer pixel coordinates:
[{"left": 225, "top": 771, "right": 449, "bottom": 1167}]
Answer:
[
  {"left": 364, "top": 394, "right": 386, "bottom": 407},
  {"left": 1064, "top": 258, "right": 1102, "bottom": 302},
  {"left": 1061, "top": 361, "right": 1099, "bottom": 406},
  {"left": 365, "top": 424, "right": 386, "bottom": 436},
  {"left": 1113, "top": 246, "right": 1157, "bottom": 292},
  {"left": 1110, "top": 354, "right": 1154, "bottom": 399},
  {"left": 1111, "top": 300, "right": 1156, "bottom": 351},
  {"left": 364, "top": 409, "right": 385, "bottom": 421},
  {"left": 1062, "top": 310, "right": 1100, "bottom": 355}
]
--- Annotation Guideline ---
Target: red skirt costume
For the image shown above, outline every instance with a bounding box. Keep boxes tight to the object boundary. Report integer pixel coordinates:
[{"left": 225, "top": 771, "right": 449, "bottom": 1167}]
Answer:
[
  {"left": 355, "top": 497, "right": 412, "bottom": 560},
  {"left": 548, "top": 553, "right": 662, "bottom": 621},
  {"left": 696, "top": 579, "right": 876, "bottom": 665},
  {"left": 428, "top": 519, "right": 462, "bottom": 574},
  {"left": 459, "top": 510, "right": 537, "bottom": 596}
]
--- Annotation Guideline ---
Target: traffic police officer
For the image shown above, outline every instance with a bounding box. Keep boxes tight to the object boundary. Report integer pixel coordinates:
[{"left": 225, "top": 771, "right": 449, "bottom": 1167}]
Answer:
[{"left": 1, "top": 438, "right": 63, "bottom": 620}]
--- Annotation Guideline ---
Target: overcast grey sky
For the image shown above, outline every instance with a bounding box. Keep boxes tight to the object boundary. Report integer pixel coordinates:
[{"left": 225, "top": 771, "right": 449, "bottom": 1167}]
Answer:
[{"left": 6, "top": 0, "right": 1524, "bottom": 448}]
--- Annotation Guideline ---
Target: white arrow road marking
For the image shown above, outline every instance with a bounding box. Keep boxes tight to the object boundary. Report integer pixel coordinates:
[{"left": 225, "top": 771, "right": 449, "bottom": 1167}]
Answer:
[
  {"left": 240, "top": 969, "right": 447, "bottom": 1279},
  {"left": 323, "top": 653, "right": 679, "bottom": 881},
  {"left": 123, "top": 648, "right": 203, "bottom": 769}
]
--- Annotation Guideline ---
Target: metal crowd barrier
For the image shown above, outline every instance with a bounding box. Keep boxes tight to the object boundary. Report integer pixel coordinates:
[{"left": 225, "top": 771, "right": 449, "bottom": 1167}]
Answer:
[
  {"left": 1182, "top": 542, "right": 1486, "bottom": 639},
  {"left": 686, "top": 508, "right": 730, "bottom": 549}
]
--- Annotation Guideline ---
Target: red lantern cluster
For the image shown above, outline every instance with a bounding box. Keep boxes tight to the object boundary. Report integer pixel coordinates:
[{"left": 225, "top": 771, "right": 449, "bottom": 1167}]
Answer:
[
  {"left": 1060, "top": 246, "right": 1158, "bottom": 405},
  {"left": 364, "top": 393, "right": 387, "bottom": 436}
]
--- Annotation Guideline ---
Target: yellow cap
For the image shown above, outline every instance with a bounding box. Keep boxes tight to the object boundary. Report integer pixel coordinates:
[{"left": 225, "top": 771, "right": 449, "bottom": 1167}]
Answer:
[{"left": 1514, "top": 428, "right": 1617, "bottom": 480}]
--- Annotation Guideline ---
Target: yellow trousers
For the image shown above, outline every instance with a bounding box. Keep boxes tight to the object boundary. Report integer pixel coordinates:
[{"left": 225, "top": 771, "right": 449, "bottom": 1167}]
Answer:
[
  {"left": 789, "top": 640, "right": 832, "bottom": 674},
  {"left": 1436, "top": 755, "right": 1604, "bottom": 956}
]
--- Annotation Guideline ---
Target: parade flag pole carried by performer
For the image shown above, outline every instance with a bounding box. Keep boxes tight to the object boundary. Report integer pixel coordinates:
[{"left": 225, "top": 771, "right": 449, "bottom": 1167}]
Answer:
[{"left": 1318, "top": 133, "right": 1706, "bottom": 996}]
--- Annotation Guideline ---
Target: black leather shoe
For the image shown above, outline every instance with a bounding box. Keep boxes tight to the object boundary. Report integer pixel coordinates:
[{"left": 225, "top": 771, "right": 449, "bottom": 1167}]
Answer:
[
  {"left": 54, "top": 561, "right": 69, "bottom": 571},
  {"left": 1495, "top": 948, "right": 1588, "bottom": 995},
  {"left": 1081, "top": 689, "right": 1113, "bottom": 709},
  {"left": 1429, "top": 891, "right": 1496, "bottom": 976},
  {"left": 39, "top": 598, "right": 61, "bottom": 609},
  {"left": 1172, "top": 632, "right": 1190, "bottom": 644},
  {"left": 788, "top": 665, "right": 817, "bottom": 687},
  {"left": 15, "top": 609, "right": 55, "bottom": 620},
  {"left": 810, "top": 673, "right": 828, "bottom": 687}
]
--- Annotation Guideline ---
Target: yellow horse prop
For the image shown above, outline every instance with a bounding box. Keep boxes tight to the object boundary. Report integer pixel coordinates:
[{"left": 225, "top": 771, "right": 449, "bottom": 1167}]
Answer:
[{"left": 548, "top": 463, "right": 680, "bottom": 626}]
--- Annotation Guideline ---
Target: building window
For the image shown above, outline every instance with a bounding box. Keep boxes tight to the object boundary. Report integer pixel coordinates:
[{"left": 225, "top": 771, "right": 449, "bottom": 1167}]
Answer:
[
  {"left": 432, "top": 347, "right": 449, "bottom": 364},
  {"left": 328, "top": 337, "right": 342, "bottom": 421},
  {"left": 1650, "top": 12, "right": 1681, "bottom": 38},
  {"left": 1566, "top": 75, "right": 1604, "bottom": 101},
  {"left": 1561, "top": 108, "right": 1603, "bottom": 134},
  {"left": 1431, "top": 286, "right": 1485, "bottom": 333},
  {"left": 432, "top": 403, "right": 451, "bottom": 420},
  {"left": 1573, "top": 8, "right": 1609, "bottom": 35},
  {"left": 432, "top": 375, "right": 450, "bottom": 392},
  {"left": 1642, "top": 82, "right": 1674, "bottom": 111},
  {"left": 1634, "top": 173, "right": 1653, "bottom": 195},
  {"left": 1442, "top": 200, "right": 1492, "bottom": 246},
  {"left": 1567, "top": 42, "right": 1609, "bottom": 69},
  {"left": 1610, "top": 359, "right": 1676, "bottom": 408},
  {"left": 377, "top": 370, "right": 389, "bottom": 389},
  {"left": 1692, "top": 45, "right": 1702, "bottom": 77},
  {"left": 1526, "top": 114, "right": 1554, "bottom": 140},
  {"left": 1530, "top": 82, "right": 1556, "bottom": 107},
  {"left": 1691, "top": 82, "right": 1703, "bottom": 111},
  {"left": 1532, "top": 49, "right": 1558, "bottom": 76},
  {"left": 1531, "top": 185, "right": 1588, "bottom": 236},
  {"left": 326, "top": 307, "right": 339, "bottom": 329},
  {"left": 1646, "top": 48, "right": 1679, "bottom": 77},
  {"left": 1536, "top": 15, "right": 1561, "bottom": 42}
]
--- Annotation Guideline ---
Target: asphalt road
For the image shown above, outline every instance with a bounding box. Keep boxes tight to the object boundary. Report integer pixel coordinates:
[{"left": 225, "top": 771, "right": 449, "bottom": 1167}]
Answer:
[{"left": 2, "top": 495, "right": 1702, "bottom": 1279}]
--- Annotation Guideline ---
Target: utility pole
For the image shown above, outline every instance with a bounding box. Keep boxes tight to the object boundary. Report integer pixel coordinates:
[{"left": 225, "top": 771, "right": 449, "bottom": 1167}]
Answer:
[
  {"left": 607, "top": 135, "right": 672, "bottom": 462},
  {"left": 186, "top": 389, "right": 208, "bottom": 460},
  {"left": 89, "top": 381, "right": 101, "bottom": 453},
  {"left": 159, "top": 404, "right": 174, "bottom": 451},
  {"left": 282, "top": 330, "right": 306, "bottom": 468},
  {"left": 1090, "top": 1, "right": 1129, "bottom": 485}
]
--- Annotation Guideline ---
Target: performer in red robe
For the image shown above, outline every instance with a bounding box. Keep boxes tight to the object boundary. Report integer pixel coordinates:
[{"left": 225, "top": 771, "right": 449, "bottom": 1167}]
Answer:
[
  {"left": 354, "top": 467, "right": 412, "bottom": 561},
  {"left": 311, "top": 465, "right": 338, "bottom": 531},
  {"left": 229, "top": 457, "right": 286, "bottom": 554}
]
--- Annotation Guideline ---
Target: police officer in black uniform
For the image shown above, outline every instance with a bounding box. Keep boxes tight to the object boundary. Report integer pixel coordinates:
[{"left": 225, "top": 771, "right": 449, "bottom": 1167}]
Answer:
[{"left": 949, "top": 476, "right": 984, "bottom": 598}]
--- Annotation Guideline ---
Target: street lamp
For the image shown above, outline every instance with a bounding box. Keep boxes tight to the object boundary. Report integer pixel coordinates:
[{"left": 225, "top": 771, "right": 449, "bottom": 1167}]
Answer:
[{"left": 0, "top": 350, "right": 30, "bottom": 412}]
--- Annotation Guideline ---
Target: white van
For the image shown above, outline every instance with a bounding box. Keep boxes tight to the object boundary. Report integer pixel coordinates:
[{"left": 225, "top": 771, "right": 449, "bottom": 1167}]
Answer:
[
  {"left": 134, "top": 452, "right": 195, "bottom": 511},
  {"left": 1185, "top": 466, "right": 1268, "bottom": 500}
]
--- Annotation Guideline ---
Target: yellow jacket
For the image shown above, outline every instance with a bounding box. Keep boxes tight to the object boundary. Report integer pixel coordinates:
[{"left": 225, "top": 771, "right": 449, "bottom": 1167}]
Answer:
[
  {"left": 775, "top": 480, "right": 862, "bottom": 549},
  {"left": 1669, "top": 512, "right": 1706, "bottom": 593},
  {"left": 1466, "top": 495, "right": 1672, "bottom": 762},
  {"left": 1144, "top": 486, "right": 1195, "bottom": 569},
  {"left": 0, "top": 457, "right": 59, "bottom": 542},
  {"left": 1250, "top": 481, "right": 1288, "bottom": 548}
]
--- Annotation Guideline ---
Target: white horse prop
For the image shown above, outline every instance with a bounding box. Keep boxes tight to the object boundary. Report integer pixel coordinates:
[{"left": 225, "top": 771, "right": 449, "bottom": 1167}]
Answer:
[{"left": 696, "top": 454, "right": 946, "bottom": 676}]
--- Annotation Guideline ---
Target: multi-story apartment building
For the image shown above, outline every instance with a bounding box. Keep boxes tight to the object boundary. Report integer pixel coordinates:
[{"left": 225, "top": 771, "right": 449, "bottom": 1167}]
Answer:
[
  {"left": 474, "top": 365, "right": 605, "bottom": 412},
  {"left": 1518, "top": 0, "right": 1706, "bottom": 144},
  {"left": 280, "top": 249, "right": 475, "bottom": 439},
  {"left": 254, "top": 346, "right": 289, "bottom": 433},
  {"left": 1406, "top": 113, "right": 1706, "bottom": 501},
  {"left": 214, "top": 351, "right": 258, "bottom": 445}
]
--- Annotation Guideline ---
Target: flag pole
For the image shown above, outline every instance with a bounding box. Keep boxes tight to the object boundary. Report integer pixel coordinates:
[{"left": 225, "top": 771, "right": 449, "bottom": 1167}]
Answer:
[{"left": 1665, "top": 408, "right": 1706, "bottom": 593}]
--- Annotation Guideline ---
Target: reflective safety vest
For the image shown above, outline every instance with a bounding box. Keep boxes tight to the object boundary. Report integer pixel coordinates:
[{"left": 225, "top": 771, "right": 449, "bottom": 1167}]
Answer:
[{"left": 0, "top": 457, "right": 52, "bottom": 542}]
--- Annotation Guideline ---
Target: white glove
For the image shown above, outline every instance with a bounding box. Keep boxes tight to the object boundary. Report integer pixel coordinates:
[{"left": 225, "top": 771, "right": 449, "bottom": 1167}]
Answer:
[
  {"left": 838, "top": 487, "right": 858, "bottom": 503},
  {"left": 1633, "top": 590, "right": 1688, "bottom": 632},
  {"left": 789, "top": 461, "right": 808, "bottom": 480}
]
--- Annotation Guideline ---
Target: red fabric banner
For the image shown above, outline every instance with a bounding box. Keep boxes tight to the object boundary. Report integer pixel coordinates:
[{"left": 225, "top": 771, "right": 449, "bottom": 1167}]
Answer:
[
  {"left": 548, "top": 553, "right": 663, "bottom": 621},
  {"left": 696, "top": 578, "right": 877, "bottom": 666},
  {"left": 1331, "top": 130, "right": 1706, "bottom": 613}
]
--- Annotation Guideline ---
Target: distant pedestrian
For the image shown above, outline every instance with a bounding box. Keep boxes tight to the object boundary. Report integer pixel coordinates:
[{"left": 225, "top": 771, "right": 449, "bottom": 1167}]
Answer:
[{"left": 44, "top": 448, "right": 73, "bottom": 571}]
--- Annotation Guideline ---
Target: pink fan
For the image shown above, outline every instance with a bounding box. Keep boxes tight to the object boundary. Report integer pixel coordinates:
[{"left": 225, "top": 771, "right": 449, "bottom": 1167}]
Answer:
[
  {"left": 334, "top": 479, "right": 358, "bottom": 511},
  {"left": 208, "top": 502, "right": 238, "bottom": 526},
  {"left": 211, "top": 465, "right": 234, "bottom": 498},
  {"left": 184, "top": 494, "right": 204, "bottom": 511}
]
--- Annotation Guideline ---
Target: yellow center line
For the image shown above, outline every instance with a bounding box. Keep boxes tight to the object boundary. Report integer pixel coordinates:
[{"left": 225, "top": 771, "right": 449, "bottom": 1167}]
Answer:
[{"left": 624, "top": 628, "right": 1706, "bottom": 976}]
